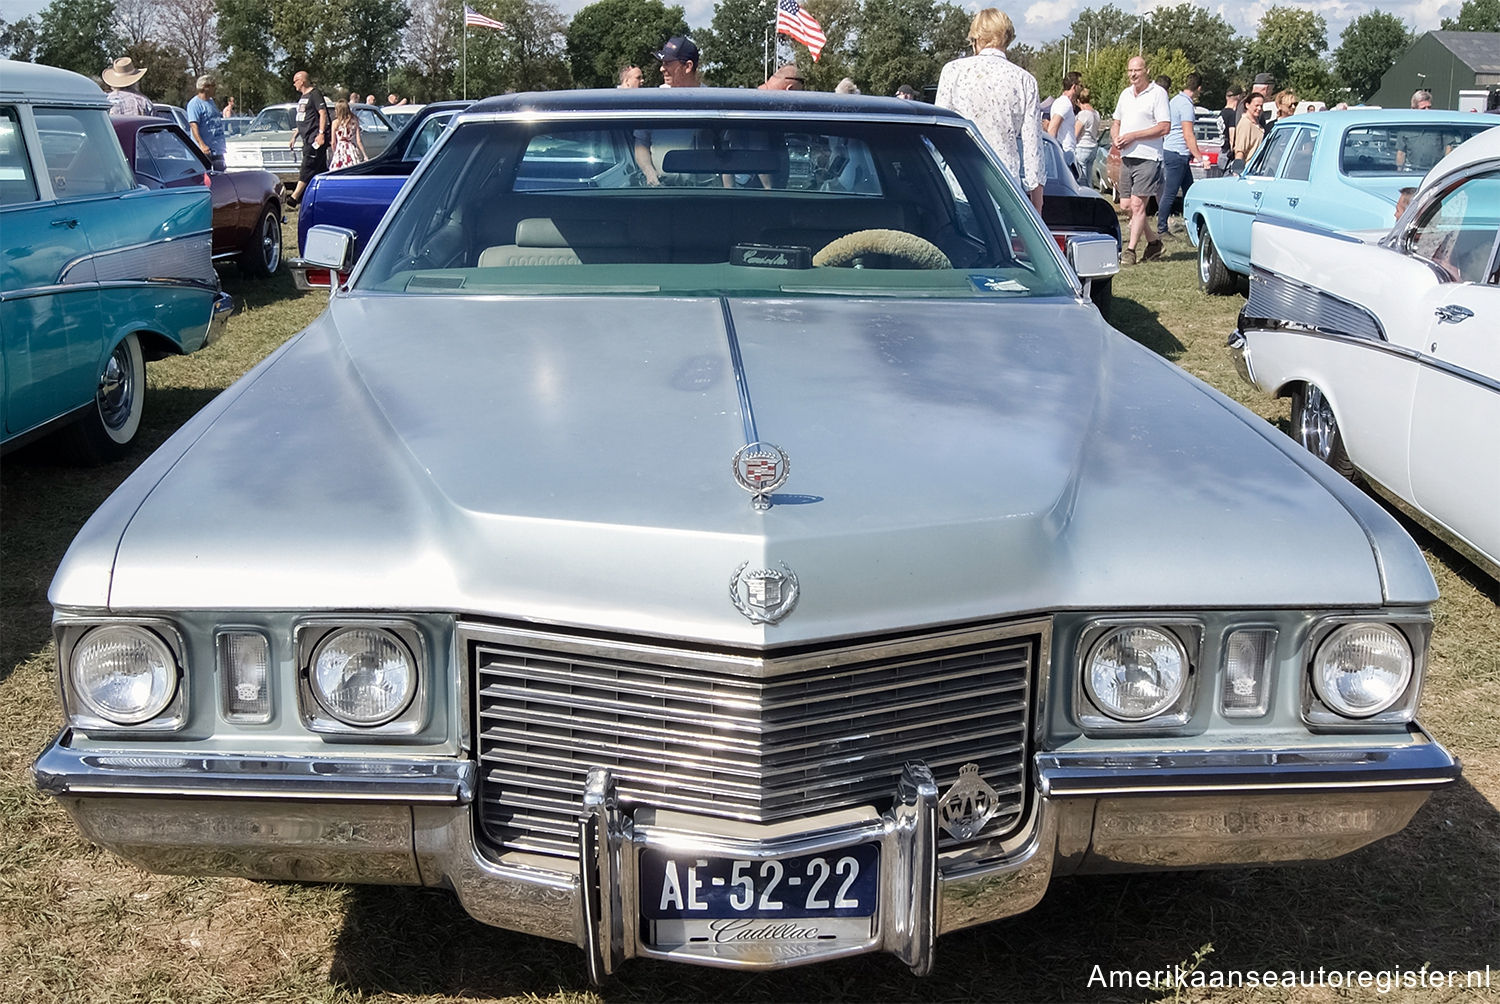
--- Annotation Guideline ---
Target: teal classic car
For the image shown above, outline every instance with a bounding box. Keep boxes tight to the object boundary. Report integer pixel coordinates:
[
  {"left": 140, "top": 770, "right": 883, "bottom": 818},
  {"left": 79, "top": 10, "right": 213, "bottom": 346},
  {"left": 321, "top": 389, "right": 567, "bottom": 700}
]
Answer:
[{"left": 0, "top": 60, "right": 231, "bottom": 461}]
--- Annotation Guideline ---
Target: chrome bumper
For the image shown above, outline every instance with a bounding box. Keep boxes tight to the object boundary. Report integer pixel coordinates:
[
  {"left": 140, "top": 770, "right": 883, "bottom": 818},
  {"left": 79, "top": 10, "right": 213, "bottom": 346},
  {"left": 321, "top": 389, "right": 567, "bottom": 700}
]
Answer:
[
  {"left": 34, "top": 731, "right": 1458, "bottom": 976},
  {"left": 206, "top": 291, "right": 233, "bottom": 346},
  {"left": 1227, "top": 329, "right": 1254, "bottom": 385}
]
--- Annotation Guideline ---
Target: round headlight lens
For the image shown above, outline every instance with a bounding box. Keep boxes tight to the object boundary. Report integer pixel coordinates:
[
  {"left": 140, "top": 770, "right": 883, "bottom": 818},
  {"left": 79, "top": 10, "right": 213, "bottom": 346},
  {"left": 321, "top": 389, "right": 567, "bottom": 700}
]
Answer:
[
  {"left": 309, "top": 628, "right": 416, "bottom": 726},
  {"left": 1312, "top": 623, "right": 1412, "bottom": 718},
  {"left": 70, "top": 625, "right": 177, "bottom": 725},
  {"left": 1085, "top": 626, "right": 1189, "bottom": 721}
]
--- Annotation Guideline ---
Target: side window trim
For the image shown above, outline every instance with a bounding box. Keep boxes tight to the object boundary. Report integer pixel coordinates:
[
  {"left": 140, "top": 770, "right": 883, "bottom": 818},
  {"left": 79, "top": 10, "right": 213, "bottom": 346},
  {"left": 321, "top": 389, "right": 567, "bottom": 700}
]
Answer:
[{"left": 0, "top": 104, "right": 40, "bottom": 206}]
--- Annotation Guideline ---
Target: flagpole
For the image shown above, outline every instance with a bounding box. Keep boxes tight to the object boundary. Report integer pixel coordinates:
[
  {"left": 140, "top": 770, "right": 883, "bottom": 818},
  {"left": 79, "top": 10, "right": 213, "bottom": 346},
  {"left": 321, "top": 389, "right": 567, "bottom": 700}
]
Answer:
[{"left": 463, "top": 13, "right": 468, "bottom": 100}]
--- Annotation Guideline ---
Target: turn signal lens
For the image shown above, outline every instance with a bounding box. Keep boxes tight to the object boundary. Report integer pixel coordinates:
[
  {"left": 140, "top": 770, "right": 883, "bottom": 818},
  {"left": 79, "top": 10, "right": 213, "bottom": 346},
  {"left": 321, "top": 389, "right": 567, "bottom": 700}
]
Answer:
[
  {"left": 308, "top": 628, "right": 416, "bottom": 726},
  {"left": 1312, "top": 623, "right": 1412, "bottom": 718},
  {"left": 70, "top": 625, "right": 177, "bottom": 725},
  {"left": 219, "top": 631, "right": 271, "bottom": 723},
  {"left": 1085, "top": 626, "right": 1188, "bottom": 721},
  {"left": 1222, "top": 628, "right": 1276, "bottom": 717}
]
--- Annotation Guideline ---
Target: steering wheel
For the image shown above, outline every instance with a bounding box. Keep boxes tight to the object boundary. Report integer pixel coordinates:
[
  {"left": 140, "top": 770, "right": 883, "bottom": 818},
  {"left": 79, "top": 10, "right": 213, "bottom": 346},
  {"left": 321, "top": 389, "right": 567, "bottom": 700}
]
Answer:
[{"left": 813, "top": 229, "right": 952, "bottom": 269}]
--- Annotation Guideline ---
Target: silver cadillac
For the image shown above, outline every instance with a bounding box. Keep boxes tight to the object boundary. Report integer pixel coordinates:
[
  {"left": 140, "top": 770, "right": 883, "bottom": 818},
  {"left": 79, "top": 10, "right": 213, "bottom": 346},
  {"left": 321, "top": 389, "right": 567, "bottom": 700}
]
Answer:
[{"left": 36, "top": 91, "right": 1458, "bottom": 978}]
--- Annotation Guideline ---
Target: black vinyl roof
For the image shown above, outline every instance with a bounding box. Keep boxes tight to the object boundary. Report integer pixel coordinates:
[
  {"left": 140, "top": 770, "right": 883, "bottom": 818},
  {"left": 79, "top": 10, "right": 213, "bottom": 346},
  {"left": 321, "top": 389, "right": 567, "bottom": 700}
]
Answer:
[{"left": 465, "top": 87, "right": 970, "bottom": 123}]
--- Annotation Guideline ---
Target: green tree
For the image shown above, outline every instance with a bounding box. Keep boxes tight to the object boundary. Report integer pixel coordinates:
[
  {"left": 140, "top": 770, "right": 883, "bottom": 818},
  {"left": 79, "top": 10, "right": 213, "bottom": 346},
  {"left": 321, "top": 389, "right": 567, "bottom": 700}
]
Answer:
[
  {"left": 1141, "top": 3, "right": 1240, "bottom": 106},
  {"left": 565, "top": 0, "right": 687, "bottom": 89},
  {"left": 460, "top": 0, "right": 571, "bottom": 97},
  {"left": 850, "top": 0, "right": 960, "bottom": 98},
  {"left": 1242, "top": 6, "right": 1329, "bottom": 98},
  {"left": 215, "top": 0, "right": 279, "bottom": 108},
  {"left": 126, "top": 40, "right": 191, "bottom": 102},
  {"left": 1441, "top": 0, "right": 1500, "bottom": 31},
  {"left": 796, "top": 0, "right": 857, "bottom": 92},
  {"left": 1072, "top": 45, "right": 1194, "bottom": 112},
  {"left": 326, "top": 0, "right": 409, "bottom": 97},
  {"left": 1065, "top": 4, "right": 1142, "bottom": 51},
  {"left": 36, "top": 0, "right": 120, "bottom": 76},
  {"left": 1333, "top": 11, "right": 1410, "bottom": 103},
  {"left": 0, "top": 17, "right": 42, "bottom": 61},
  {"left": 397, "top": 0, "right": 458, "bottom": 100},
  {"left": 702, "top": 0, "right": 772, "bottom": 87}
]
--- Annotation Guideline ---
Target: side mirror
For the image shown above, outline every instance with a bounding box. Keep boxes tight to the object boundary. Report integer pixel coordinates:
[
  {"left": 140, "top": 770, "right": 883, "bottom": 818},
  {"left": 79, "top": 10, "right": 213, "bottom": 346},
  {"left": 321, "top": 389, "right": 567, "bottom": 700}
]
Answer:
[
  {"left": 1067, "top": 233, "right": 1120, "bottom": 280},
  {"left": 302, "top": 225, "right": 356, "bottom": 271},
  {"left": 1225, "top": 158, "right": 1246, "bottom": 175}
]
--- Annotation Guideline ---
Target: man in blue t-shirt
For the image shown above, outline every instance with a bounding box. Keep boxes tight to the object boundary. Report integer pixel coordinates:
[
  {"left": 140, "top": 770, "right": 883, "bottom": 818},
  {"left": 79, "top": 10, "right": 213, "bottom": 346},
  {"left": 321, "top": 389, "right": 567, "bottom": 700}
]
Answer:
[
  {"left": 186, "top": 75, "right": 226, "bottom": 171},
  {"left": 1157, "top": 73, "right": 1204, "bottom": 238}
]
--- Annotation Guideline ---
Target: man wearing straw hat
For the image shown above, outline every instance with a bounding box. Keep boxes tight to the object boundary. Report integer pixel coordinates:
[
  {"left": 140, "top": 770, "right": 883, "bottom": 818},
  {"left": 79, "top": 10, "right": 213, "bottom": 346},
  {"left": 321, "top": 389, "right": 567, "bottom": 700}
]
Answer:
[{"left": 103, "top": 57, "right": 153, "bottom": 116}]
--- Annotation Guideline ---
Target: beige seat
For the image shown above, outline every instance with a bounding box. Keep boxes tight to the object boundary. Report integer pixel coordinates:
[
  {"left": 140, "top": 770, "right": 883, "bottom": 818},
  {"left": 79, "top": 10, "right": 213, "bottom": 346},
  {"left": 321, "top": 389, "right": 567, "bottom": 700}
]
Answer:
[{"left": 479, "top": 218, "right": 629, "bottom": 267}]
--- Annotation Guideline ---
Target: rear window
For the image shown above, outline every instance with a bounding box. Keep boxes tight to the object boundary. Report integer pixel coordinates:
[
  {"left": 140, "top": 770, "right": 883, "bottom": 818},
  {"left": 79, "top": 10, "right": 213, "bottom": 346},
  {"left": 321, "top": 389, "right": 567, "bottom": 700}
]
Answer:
[
  {"left": 1342, "top": 123, "right": 1491, "bottom": 176},
  {"left": 357, "top": 116, "right": 1075, "bottom": 303},
  {"left": 34, "top": 108, "right": 136, "bottom": 197}
]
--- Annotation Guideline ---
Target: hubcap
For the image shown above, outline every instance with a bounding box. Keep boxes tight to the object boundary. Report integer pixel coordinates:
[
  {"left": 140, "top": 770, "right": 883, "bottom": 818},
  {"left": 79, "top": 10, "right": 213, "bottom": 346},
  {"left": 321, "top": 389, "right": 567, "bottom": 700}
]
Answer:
[
  {"left": 1198, "top": 233, "right": 1212, "bottom": 283},
  {"left": 1298, "top": 386, "right": 1336, "bottom": 461},
  {"left": 97, "top": 343, "right": 134, "bottom": 431},
  {"left": 262, "top": 213, "right": 282, "bottom": 271}
]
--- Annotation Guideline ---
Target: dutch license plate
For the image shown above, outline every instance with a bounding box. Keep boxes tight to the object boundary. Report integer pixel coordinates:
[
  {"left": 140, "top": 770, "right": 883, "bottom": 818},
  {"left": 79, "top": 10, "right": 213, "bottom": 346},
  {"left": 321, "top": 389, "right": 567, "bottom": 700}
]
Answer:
[{"left": 639, "top": 843, "right": 880, "bottom": 947}]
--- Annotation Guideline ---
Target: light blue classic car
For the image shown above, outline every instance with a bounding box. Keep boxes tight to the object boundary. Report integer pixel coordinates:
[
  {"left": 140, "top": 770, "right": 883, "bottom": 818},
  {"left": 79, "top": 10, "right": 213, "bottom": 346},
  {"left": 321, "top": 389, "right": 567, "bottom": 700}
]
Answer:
[
  {"left": 1184, "top": 108, "right": 1493, "bottom": 294},
  {"left": 0, "top": 60, "right": 231, "bottom": 461},
  {"left": 36, "top": 90, "right": 1457, "bottom": 979}
]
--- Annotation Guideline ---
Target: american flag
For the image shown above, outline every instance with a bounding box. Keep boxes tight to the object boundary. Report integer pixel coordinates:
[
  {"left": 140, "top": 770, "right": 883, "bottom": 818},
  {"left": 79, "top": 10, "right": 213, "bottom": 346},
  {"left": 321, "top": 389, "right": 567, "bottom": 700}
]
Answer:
[
  {"left": 464, "top": 4, "right": 506, "bottom": 31},
  {"left": 775, "top": 0, "right": 825, "bottom": 61}
]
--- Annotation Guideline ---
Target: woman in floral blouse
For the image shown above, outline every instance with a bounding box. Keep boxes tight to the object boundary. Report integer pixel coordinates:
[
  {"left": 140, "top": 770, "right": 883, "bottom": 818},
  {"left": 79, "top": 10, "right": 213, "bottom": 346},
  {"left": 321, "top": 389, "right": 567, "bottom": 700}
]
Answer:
[{"left": 935, "top": 8, "right": 1045, "bottom": 210}]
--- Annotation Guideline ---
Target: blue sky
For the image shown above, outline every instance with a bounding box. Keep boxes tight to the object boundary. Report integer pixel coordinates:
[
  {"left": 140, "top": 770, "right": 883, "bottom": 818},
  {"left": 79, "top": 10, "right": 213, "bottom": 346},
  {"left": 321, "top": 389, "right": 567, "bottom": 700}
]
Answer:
[{"left": 0, "top": 0, "right": 1472, "bottom": 58}]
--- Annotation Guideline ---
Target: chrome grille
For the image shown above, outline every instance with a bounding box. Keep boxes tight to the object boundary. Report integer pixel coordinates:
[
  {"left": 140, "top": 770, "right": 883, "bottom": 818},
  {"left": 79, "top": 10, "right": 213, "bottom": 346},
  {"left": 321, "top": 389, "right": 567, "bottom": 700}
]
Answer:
[{"left": 470, "top": 621, "right": 1038, "bottom": 859}]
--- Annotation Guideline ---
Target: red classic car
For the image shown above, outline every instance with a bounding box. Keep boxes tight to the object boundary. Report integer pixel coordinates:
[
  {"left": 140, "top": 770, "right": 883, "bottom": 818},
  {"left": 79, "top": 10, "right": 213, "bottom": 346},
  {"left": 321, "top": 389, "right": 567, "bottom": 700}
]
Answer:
[{"left": 110, "top": 116, "right": 285, "bottom": 276}]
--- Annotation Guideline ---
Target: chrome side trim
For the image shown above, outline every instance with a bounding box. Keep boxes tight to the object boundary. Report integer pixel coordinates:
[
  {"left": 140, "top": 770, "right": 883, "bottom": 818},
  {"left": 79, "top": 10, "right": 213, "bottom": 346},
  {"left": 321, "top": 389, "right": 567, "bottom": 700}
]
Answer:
[
  {"left": 1037, "top": 735, "right": 1459, "bottom": 798},
  {"left": 1245, "top": 266, "right": 1386, "bottom": 341},
  {"left": 34, "top": 736, "right": 476, "bottom": 803},
  {"left": 59, "top": 231, "right": 215, "bottom": 286}
]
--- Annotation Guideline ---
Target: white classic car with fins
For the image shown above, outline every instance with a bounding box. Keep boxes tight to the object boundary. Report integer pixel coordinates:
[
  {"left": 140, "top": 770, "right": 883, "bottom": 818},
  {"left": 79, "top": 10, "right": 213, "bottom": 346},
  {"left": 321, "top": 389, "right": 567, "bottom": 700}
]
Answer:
[
  {"left": 36, "top": 91, "right": 1459, "bottom": 978},
  {"left": 1232, "top": 124, "right": 1499, "bottom": 579}
]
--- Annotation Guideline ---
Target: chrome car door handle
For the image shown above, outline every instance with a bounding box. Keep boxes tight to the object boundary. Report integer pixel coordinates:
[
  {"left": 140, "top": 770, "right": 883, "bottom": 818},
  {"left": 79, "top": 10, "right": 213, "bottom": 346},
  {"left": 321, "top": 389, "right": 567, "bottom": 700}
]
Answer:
[
  {"left": 50, "top": 218, "right": 79, "bottom": 229},
  {"left": 1434, "top": 304, "right": 1474, "bottom": 324}
]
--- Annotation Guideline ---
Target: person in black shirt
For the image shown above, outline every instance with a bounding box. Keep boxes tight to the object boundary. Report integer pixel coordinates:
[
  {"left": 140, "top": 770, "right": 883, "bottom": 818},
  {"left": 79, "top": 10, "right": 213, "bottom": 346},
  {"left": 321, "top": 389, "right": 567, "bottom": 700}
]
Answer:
[
  {"left": 1218, "top": 83, "right": 1242, "bottom": 163},
  {"left": 286, "top": 70, "right": 328, "bottom": 207}
]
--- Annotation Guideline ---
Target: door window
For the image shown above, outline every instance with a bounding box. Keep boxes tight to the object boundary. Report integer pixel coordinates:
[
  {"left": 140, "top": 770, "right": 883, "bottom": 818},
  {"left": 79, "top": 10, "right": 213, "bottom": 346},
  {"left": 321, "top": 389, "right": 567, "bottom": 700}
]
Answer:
[
  {"left": 0, "top": 106, "right": 38, "bottom": 205},
  {"left": 1245, "top": 127, "right": 1292, "bottom": 178},
  {"left": 1281, "top": 127, "right": 1318, "bottom": 181},
  {"left": 137, "top": 128, "right": 207, "bottom": 184},
  {"left": 33, "top": 108, "right": 136, "bottom": 197},
  {"left": 1410, "top": 170, "right": 1500, "bottom": 284}
]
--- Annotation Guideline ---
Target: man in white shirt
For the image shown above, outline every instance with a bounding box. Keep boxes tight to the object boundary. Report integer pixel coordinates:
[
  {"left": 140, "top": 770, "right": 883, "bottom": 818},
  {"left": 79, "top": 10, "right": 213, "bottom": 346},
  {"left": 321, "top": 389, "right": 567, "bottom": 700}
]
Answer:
[
  {"left": 1047, "top": 72, "right": 1080, "bottom": 163},
  {"left": 1110, "top": 56, "right": 1170, "bottom": 264}
]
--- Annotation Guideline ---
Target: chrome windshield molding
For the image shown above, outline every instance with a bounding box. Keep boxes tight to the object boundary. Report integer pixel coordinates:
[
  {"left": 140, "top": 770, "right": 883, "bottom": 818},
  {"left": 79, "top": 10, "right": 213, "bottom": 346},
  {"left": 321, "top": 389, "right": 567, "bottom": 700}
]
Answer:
[
  {"left": 1037, "top": 735, "right": 1460, "bottom": 798},
  {"left": 34, "top": 733, "right": 476, "bottom": 804}
]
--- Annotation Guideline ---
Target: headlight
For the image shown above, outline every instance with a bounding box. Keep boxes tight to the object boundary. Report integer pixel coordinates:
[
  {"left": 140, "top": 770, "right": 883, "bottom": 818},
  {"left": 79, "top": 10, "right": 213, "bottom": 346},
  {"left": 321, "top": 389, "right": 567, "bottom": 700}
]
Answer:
[
  {"left": 70, "top": 625, "right": 177, "bottom": 725},
  {"left": 1312, "top": 623, "right": 1412, "bottom": 718},
  {"left": 307, "top": 627, "right": 417, "bottom": 726},
  {"left": 1084, "top": 626, "right": 1189, "bottom": 721}
]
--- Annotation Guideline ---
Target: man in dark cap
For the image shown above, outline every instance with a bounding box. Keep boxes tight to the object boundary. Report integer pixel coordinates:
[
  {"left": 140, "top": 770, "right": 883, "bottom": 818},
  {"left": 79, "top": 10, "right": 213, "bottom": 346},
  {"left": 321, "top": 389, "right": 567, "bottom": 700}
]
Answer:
[
  {"left": 1252, "top": 72, "right": 1275, "bottom": 127},
  {"left": 656, "top": 36, "right": 701, "bottom": 89}
]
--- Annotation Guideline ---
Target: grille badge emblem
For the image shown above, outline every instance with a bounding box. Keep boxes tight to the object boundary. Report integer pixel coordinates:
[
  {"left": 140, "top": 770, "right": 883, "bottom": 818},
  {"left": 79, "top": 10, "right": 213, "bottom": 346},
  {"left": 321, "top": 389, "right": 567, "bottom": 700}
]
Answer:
[
  {"left": 732, "top": 442, "right": 790, "bottom": 511},
  {"left": 938, "top": 763, "right": 999, "bottom": 840},
  {"left": 730, "top": 561, "right": 800, "bottom": 624}
]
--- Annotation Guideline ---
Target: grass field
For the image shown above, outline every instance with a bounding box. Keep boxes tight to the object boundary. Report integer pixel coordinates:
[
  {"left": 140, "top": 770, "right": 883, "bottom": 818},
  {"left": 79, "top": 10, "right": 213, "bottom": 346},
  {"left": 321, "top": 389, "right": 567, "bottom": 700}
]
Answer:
[{"left": 1, "top": 225, "right": 1495, "bottom": 1004}]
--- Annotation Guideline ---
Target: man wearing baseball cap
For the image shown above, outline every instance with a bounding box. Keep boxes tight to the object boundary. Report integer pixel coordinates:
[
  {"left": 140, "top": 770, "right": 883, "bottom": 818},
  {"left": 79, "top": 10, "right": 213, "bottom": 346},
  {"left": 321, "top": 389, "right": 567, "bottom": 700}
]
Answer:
[
  {"left": 103, "top": 57, "right": 153, "bottom": 116},
  {"left": 635, "top": 37, "right": 704, "bottom": 185}
]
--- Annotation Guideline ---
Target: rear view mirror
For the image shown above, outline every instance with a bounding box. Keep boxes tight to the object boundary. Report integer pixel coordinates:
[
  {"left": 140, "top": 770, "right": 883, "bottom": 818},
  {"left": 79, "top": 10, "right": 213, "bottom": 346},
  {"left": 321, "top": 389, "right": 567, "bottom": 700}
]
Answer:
[{"left": 661, "top": 147, "right": 789, "bottom": 176}]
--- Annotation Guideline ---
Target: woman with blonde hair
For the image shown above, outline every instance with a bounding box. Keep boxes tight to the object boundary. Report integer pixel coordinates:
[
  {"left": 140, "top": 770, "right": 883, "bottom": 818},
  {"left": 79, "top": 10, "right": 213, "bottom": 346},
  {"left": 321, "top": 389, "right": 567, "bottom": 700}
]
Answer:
[
  {"left": 328, "top": 99, "right": 367, "bottom": 171},
  {"left": 935, "top": 8, "right": 1045, "bottom": 209},
  {"left": 1274, "top": 89, "right": 1298, "bottom": 119}
]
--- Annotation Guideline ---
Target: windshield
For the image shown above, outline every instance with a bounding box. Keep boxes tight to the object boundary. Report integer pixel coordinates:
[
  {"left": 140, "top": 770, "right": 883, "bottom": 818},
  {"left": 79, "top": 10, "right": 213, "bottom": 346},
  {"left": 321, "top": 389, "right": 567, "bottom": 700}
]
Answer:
[
  {"left": 247, "top": 108, "right": 294, "bottom": 134},
  {"left": 357, "top": 115, "right": 1074, "bottom": 301}
]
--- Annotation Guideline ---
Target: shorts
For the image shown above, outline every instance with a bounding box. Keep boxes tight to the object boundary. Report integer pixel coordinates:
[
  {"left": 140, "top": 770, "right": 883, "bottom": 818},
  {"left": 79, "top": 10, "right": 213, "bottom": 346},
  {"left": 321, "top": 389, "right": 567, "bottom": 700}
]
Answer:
[
  {"left": 1119, "top": 156, "right": 1161, "bottom": 199},
  {"left": 299, "top": 142, "right": 329, "bottom": 182}
]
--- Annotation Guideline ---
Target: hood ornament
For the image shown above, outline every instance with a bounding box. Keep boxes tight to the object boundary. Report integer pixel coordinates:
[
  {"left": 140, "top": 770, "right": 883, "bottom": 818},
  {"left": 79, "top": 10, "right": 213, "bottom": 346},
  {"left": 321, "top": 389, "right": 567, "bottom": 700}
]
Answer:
[
  {"left": 732, "top": 442, "right": 789, "bottom": 511},
  {"left": 937, "top": 763, "right": 1000, "bottom": 840},
  {"left": 730, "top": 561, "right": 800, "bottom": 624}
]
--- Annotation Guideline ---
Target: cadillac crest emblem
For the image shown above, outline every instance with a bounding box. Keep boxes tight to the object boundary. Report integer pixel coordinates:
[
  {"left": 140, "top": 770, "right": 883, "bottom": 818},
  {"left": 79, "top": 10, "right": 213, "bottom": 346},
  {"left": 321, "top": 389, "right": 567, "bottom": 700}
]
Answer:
[
  {"left": 730, "top": 561, "right": 800, "bottom": 624},
  {"left": 732, "top": 442, "right": 789, "bottom": 511},
  {"left": 937, "top": 763, "right": 999, "bottom": 840}
]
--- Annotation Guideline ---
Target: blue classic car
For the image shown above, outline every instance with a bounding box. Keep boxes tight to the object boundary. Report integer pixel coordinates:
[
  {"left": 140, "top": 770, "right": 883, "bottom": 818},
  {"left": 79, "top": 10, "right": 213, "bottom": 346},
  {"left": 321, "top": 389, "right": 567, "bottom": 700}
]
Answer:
[
  {"left": 1184, "top": 108, "right": 1493, "bottom": 294},
  {"left": 0, "top": 60, "right": 231, "bottom": 461},
  {"left": 293, "top": 100, "right": 469, "bottom": 287},
  {"left": 36, "top": 90, "right": 1456, "bottom": 978}
]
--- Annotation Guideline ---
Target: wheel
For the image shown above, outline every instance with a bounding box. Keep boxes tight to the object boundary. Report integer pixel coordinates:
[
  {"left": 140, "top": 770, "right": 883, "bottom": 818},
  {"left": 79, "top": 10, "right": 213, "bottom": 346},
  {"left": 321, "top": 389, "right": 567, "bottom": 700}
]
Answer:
[
  {"left": 1289, "top": 383, "right": 1356, "bottom": 480},
  {"left": 813, "top": 229, "right": 951, "bottom": 269},
  {"left": 1088, "top": 275, "right": 1112, "bottom": 319},
  {"left": 1197, "top": 223, "right": 1234, "bottom": 295},
  {"left": 241, "top": 204, "right": 282, "bottom": 277},
  {"left": 63, "top": 333, "right": 145, "bottom": 463}
]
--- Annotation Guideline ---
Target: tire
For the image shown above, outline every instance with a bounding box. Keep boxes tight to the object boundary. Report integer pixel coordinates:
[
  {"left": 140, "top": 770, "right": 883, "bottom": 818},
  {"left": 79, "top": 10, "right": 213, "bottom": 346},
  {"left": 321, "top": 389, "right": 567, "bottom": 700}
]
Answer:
[
  {"left": 1289, "top": 383, "right": 1356, "bottom": 480},
  {"left": 1197, "top": 223, "right": 1234, "bottom": 295},
  {"left": 241, "top": 204, "right": 282, "bottom": 277},
  {"left": 1088, "top": 275, "right": 1112, "bottom": 319},
  {"left": 63, "top": 332, "right": 145, "bottom": 463}
]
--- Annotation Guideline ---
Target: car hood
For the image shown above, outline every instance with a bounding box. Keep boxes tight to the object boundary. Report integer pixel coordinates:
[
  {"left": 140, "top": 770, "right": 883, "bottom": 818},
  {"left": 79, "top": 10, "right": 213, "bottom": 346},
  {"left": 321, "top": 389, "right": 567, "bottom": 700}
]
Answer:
[{"left": 65, "top": 294, "right": 1422, "bottom": 643}]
